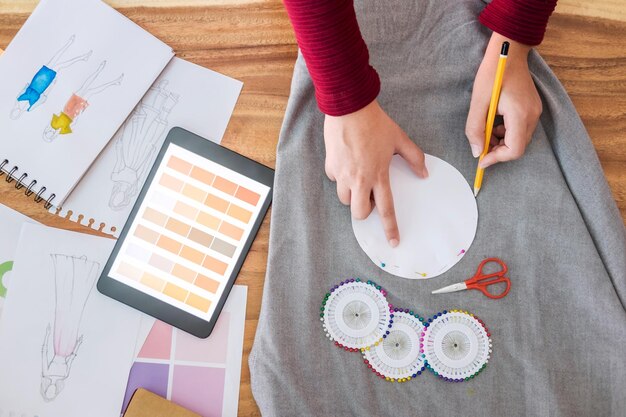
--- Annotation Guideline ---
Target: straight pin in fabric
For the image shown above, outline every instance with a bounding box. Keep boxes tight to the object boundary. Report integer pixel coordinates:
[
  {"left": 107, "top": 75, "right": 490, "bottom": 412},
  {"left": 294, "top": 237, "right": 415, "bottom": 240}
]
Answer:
[{"left": 473, "top": 41, "right": 509, "bottom": 197}]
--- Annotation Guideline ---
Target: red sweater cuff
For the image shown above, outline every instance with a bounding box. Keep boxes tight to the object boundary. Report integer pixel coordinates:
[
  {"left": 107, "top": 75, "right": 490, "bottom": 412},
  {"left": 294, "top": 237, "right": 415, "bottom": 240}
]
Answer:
[
  {"left": 284, "top": 0, "right": 380, "bottom": 116},
  {"left": 479, "top": 0, "right": 558, "bottom": 46}
]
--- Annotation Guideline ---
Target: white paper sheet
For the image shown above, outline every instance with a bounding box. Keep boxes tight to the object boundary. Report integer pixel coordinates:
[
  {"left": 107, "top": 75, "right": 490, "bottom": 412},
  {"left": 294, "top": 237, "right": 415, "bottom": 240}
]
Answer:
[
  {"left": 0, "top": 0, "right": 173, "bottom": 205},
  {"left": 124, "top": 285, "right": 248, "bottom": 417},
  {"left": 56, "top": 57, "right": 243, "bottom": 235},
  {"left": 0, "top": 223, "right": 144, "bottom": 417},
  {"left": 352, "top": 154, "right": 478, "bottom": 279},
  {"left": 0, "top": 204, "right": 40, "bottom": 317},
  {"left": 133, "top": 315, "right": 156, "bottom": 359}
]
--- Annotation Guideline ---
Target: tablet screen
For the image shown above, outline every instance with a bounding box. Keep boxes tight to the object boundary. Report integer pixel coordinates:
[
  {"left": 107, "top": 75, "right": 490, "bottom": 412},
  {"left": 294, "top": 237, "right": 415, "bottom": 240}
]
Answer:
[{"left": 108, "top": 142, "right": 270, "bottom": 322}]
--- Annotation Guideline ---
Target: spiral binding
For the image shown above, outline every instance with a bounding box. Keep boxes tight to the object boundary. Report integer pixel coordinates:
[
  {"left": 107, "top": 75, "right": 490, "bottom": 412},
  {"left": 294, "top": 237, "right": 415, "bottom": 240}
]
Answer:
[{"left": 0, "top": 158, "right": 56, "bottom": 209}]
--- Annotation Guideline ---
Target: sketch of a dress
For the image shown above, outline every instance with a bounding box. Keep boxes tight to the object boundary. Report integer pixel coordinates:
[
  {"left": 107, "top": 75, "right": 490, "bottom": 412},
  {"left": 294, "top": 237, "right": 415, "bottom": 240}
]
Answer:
[
  {"left": 44, "top": 60, "right": 123, "bottom": 142},
  {"left": 40, "top": 254, "right": 100, "bottom": 401},
  {"left": 109, "top": 79, "right": 179, "bottom": 210},
  {"left": 11, "top": 35, "right": 91, "bottom": 120}
]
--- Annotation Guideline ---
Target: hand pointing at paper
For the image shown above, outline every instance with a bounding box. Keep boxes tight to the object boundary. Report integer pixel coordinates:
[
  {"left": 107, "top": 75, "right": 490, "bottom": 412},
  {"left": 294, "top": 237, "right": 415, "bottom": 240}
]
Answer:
[{"left": 324, "top": 99, "right": 428, "bottom": 248}]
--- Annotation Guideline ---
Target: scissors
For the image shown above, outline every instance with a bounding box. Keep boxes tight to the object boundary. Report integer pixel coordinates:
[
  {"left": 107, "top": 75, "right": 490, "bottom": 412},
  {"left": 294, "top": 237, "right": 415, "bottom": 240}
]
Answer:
[{"left": 432, "top": 257, "right": 511, "bottom": 299}]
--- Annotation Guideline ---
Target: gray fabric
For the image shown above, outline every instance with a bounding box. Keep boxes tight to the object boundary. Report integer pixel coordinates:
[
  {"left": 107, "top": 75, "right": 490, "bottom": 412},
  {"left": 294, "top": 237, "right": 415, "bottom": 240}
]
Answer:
[{"left": 249, "top": 1, "right": 626, "bottom": 416}]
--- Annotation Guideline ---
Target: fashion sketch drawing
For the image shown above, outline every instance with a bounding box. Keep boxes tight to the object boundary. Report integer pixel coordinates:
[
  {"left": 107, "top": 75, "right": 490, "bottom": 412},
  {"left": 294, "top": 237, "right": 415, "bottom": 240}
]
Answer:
[
  {"left": 109, "top": 79, "right": 179, "bottom": 210},
  {"left": 40, "top": 254, "right": 100, "bottom": 401},
  {"left": 11, "top": 35, "right": 91, "bottom": 120},
  {"left": 44, "top": 60, "right": 124, "bottom": 141}
]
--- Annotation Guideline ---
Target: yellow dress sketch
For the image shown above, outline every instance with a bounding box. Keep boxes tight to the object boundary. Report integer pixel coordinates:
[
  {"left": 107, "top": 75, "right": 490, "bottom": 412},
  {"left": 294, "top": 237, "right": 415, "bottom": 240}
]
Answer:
[
  {"left": 50, "top": 94, "right": 89, "bottom": 134},
  {"left": 44, "top": 60, "right": 123, "bottom": 142}
]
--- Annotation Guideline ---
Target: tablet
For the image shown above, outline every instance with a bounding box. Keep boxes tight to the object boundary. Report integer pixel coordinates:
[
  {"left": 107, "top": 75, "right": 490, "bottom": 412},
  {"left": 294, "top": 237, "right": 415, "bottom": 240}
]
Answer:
[{"left": 98, "top": 127, "right": 273, "bottom": 338}]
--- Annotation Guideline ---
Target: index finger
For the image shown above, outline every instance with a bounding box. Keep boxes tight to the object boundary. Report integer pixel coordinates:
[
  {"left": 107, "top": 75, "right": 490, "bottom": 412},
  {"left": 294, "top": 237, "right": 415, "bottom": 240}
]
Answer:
[{"left": 372, "top": 178, "right": 399, "bottom": 247}]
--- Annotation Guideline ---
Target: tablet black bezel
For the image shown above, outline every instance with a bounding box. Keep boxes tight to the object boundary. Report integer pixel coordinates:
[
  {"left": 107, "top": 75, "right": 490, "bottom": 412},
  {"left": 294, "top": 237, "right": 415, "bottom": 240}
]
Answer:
[{"left": 97, "top": 127, "right": 274, "bottom": 338}]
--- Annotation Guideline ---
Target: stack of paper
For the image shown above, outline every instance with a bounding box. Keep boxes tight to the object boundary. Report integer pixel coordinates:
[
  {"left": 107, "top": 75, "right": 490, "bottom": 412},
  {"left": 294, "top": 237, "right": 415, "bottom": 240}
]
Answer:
[
  {"left": 0, "top": 0, "right": 248, "bottom": 415},
  {"left": 124, "top": 286, "right": 248, "bottom": 417},
  {"left": 0, "top": 224, "right": 149, "bottom": 417}
]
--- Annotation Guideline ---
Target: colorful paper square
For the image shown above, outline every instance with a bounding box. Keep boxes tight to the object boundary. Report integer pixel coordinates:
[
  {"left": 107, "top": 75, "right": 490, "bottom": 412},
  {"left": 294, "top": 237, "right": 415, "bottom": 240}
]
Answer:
[
  {"left": 122, "top": 362, "right": 170, "bottom": 413},
  {"left": 138, "top": 320, "right": 172, "bottom": 359},
  {"left": 171, "top": 365, "right": 226, "bottom": 416}
]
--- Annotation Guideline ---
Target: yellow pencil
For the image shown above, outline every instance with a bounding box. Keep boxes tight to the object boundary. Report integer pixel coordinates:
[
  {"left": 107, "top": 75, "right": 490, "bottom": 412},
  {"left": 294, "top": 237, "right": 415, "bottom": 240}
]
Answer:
[{"left": 473, "top": 41, "right": 509, "bottom": 197}]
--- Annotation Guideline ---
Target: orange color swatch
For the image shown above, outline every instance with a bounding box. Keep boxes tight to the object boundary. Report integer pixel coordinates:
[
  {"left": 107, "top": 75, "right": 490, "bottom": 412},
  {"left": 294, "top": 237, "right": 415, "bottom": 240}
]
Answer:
[
  {"left": 157, "top": 235, "right": 182, "bottom": 255},
  {"left": 167, "top": 155, "right": 193, "bottom": 175},
  {"left": 165, "top": 217, "right": 191, "bottom": 237},
  {"left": 213, "top": 176, "right": 237, "bottom": 195},
  {"left": 182, "top": 183, "right": 207, "bottom": 202},
  {"left": 196, "top": 211, "right": 220, "bottom": 230},
  {"left": 163, "top": 283, "right": 188, "bottom": 303},
  {"left": 203, "top": 256, "right": 228, "bottom": 275},
  {"left": 180, "top": 245, "right": 205, "bottom": 264},
  {"left": 186, "top": 293, "right": 211, "bottom": 313},
  {"left": 190, "top": 166, "right": 215, "bottom": 184},
  {"left": 141, "top": 272, "right": 165, "bottom": 292},
  {"left": 219, "top": 221, "right": 244, "bottom": 240},
  {"left": 227, "top": 204, "right": 252, "bottom": 223},
  {"left": 235, "top": 186, "right": 261, "bottom": 206},
  {"left": 171, "top": 264, "right": 196, "bottom": 283},
  {"left": 205, "top": 194, "right": 229, "bottom": 213},
  {"left": 195, "top": 274, "right": 220, "bottom": 294}
]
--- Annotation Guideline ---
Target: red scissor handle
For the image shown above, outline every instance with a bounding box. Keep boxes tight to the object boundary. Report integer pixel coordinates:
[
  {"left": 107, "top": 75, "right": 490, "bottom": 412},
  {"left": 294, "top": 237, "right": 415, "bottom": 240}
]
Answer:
[{"left": 465, "top": 257, "right": 511, "bottom": 299}]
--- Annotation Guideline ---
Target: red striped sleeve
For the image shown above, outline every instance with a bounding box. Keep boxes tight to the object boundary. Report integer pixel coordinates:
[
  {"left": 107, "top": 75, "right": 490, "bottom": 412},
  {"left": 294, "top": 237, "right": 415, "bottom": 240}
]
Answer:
[
  {"left": 479, "top": 0, "right": 558, "bottom": 46},
  {"left": 283, "top": 1, "right": 558, "bottom": 117},
  {"left": 283, "top": 0, "right": 380, "bottom": 116}
]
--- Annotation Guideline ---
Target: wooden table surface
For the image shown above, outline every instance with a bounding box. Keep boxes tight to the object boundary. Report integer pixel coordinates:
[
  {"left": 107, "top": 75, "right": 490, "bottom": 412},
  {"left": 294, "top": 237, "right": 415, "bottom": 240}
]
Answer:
[{"left": 0, "top": 1, "right": 624, "bottom": 415}]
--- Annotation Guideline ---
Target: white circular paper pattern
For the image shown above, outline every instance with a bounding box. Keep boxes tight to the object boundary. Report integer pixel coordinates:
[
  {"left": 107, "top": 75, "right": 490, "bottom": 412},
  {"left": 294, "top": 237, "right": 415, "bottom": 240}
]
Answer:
[{"left": 352, "top": 154, "right": 478, "bottom": 279}]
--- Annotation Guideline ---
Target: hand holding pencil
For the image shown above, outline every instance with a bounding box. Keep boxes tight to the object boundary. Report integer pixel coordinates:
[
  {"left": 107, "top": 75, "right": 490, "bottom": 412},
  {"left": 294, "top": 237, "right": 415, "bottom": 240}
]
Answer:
[{"left": 466, "top": 33, "right": 544, "bottom": 196}]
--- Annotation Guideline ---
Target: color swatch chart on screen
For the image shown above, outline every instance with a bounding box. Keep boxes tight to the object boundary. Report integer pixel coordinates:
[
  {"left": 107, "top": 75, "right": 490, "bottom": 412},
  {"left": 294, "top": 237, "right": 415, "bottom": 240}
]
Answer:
[{"left": 110, "top": 143, "right": 269, "bottom": 320}]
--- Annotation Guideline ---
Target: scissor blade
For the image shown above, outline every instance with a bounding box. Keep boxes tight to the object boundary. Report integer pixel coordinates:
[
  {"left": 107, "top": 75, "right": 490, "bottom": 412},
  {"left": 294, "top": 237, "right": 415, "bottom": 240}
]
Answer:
[{"left": 431, "top": 282, "right": 468, "bottom": 295}]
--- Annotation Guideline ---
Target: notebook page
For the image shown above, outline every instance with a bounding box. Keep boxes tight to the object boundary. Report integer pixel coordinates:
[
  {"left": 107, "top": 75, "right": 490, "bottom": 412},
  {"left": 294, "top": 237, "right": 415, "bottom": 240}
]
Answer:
[{"left": 0, "top": 0, "right": 174, "bottom": 205}]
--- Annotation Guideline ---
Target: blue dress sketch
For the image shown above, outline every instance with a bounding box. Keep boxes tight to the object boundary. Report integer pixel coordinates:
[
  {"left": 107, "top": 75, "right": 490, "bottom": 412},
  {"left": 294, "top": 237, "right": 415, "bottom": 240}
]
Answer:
[
  {"left": 11, "top": 35, "right": 92, "bottom": 120},
  {"left": 109, "top": 79, "right": 179, "bottom": 210},
  {"left": 43, "top": 60, "right": 123, "bottom": 142},
  {"left": 40, "top": 254, "right": 100, "bottom": 401}
]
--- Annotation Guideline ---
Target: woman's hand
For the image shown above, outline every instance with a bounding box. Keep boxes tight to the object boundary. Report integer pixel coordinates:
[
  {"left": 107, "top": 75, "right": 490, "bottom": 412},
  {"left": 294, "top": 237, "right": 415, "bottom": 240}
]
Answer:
[
  {"left": 324, "top": 99, "right": 428, "bottom": 247},
  {"left": 466, "top": 32, "right": 543, "bottom": 168}
]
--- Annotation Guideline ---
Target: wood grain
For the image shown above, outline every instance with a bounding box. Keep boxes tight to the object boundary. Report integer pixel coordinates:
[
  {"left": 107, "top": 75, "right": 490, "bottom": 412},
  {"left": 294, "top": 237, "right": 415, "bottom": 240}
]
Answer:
[
  {"left": 0, "top": 2, "right": 624, "bottom": 416},
  {"left": 555, "top": 0, "right": 626, "bottom": 22},
  {"left": 537, "top": 13, "right": 626, "bottom": 218},
  {"left": 3, "top": 0, "right": 626, "bottom": 21}
]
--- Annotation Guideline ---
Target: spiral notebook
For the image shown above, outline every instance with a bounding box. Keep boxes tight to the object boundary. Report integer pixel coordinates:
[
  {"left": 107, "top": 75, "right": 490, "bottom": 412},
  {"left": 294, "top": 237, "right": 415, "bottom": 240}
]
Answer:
[{"left": 0, "top": 0, "right": 173, "bottom": 207}]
